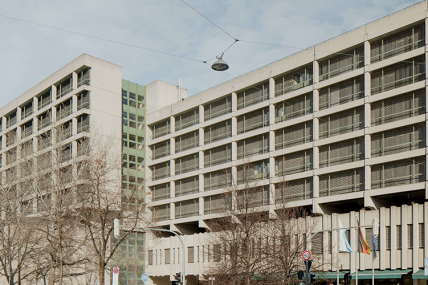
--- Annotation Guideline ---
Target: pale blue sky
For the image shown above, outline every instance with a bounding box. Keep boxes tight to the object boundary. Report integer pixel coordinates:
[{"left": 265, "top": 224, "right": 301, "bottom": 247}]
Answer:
[{"left": 0, "top": 0, "right": 423, "bottom": 107}]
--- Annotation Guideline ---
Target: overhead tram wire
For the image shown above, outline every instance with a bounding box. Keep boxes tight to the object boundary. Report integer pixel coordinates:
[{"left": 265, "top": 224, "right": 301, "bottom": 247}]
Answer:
[
  {"left": 180, "top": 0, "right": 238, "bottom": 41},
  {"left": 0, "top": 14, "right": 208, "bottom": 64},
  {"left": 0, "top": 11, "right": 424, "bottom": 67},
  {"left": 179, "top": 0, "right": 425, "bottom": 67}
]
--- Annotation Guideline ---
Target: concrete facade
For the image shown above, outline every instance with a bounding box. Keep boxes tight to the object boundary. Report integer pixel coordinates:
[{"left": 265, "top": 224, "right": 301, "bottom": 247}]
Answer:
[{"left": 145, "top": 2, "right": 428, "bottom": 284}]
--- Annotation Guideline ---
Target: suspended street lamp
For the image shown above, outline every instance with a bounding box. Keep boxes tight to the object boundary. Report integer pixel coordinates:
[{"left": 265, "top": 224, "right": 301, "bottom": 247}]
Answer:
[{"left": 211, "top": 53, "right": 229, "bottom": 71}]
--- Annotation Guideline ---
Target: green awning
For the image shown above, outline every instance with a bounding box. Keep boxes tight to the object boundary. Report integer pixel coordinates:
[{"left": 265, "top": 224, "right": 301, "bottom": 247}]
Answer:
[
  {"left": 350, "top": 269, "right": 411, "bottom": 280},
  {"left": 412, "top": 269, "right": 428, "bottom": 279},
  {"left": 314, "top": 271, "right": 348, "bottom": 280}
]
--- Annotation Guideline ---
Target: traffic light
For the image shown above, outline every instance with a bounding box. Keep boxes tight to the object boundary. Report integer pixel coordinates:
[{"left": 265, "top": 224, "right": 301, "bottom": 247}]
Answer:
[
  {"left": 309, "top": 273, "right": 315, "bottom": 285},
  {"left": 175, "top": 272, "right": 182, "bottom": 284},
  {"left": 297, "top": 270, "right": 304, "bottom": 280}
]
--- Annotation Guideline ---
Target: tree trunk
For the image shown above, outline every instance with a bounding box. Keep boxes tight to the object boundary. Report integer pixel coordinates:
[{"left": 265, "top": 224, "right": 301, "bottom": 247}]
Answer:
[{"left": 99, "top": 262, "right": 105, "bottom": 285}]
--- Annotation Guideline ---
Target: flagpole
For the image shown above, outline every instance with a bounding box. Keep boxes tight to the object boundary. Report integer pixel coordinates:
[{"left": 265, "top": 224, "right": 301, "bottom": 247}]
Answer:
[
  {"left": 355, "top": 228, "right": 358, "bottom": 285},
  {"left": 337, "top": 216, "right": 340, "bottom": 285}
]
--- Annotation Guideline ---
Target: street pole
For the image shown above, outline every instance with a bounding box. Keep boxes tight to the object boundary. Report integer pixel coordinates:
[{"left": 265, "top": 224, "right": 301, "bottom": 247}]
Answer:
[{"left": 140, "top": 227, "right": 186, "bottom": 285}]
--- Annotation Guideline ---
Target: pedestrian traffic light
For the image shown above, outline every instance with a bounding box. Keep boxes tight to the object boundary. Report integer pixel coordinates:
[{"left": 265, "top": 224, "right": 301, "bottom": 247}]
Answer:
[
  {"left": 297, "top": 270, "right": 304, "bottom": 280},
  {"left": 309, "top": 273, "right": 315, "bottom": 285}
]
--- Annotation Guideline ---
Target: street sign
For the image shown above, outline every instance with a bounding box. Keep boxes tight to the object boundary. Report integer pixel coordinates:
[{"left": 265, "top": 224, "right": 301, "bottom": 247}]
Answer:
[
  {"left": 302, "top": 250, "right": 311, "bottom": 261},
  {"left": 112, "top": 267, "right": 119, "bottom": 285},
  {"left": 208, "top": 277, "right": 215, "bottom": 280},
  {"left": 141, "top": 273, "right": 149, "bottom": 282}
]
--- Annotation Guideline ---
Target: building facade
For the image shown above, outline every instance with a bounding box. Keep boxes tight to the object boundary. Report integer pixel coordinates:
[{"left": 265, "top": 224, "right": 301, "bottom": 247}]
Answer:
[
  {"left": 0, "top": 54, "right": 183, "bottom": 285},
  {"left": 145, "top": 2, "right": 428, "bottom": 284}
]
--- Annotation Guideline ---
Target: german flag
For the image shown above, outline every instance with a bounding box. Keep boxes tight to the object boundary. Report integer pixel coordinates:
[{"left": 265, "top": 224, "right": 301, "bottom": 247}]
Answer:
[{"left": 357, "top": 220, "right": 371, "bottom": 255}]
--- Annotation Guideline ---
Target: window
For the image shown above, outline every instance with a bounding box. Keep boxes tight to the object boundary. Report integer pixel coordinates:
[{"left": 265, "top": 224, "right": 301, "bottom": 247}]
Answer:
[
  {"left": 213, "top": 244, "right": 221, "bottom": 262},
  {"left": 6, "top": 111, "right": 17, "bottom": 128},
  {"left": 56, "top": 76, "right": 72, "bottom": 99},
  {"left": 21, "top": 121, "right": 33, "bottom": 138},
  {"left": 21, "top": 101, "right": 33, "bottom": 119},
  {"left": 38, "top": 112, "right": 52, "bottom": 130},
  {"left": 56, "top": 99, "right": 72, "bottom": 120},
  {"left": 188, "top": 247, "right": 194, "bottom": 263},
  {"left": 148, "top": 250, "right": 153, "bottom": 265},
  {"left": 38, "top": 89, "right": 52, "bottom": 109},
  {"left": 165, "top": 249, "right": 171, "bottom": 264},
  {"left": 419, "top": 223, "right": 425, "bottom": 248},
  {"left": 408, "top": 224, "right": 413, "bottom": 249},
  {"left": 397, "top": 225, "right": 402, "bottom": 249},
  {"left": 77, "top": 114, "right": 90, "bottom": 133},
  {"left": 77, "top": 68, "right": 90, "bottom": 87},
  {"left": 386, "top": 226, "right": 391, "bottom": 250},
  {"left": 77, "top": 91, "right": 90, "bottom": 110}
]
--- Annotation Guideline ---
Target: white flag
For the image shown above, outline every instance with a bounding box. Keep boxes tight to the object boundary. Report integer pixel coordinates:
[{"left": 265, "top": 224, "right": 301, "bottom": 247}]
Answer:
[{"left": 339, "top": 218, "right": 352, "bottom": 252}]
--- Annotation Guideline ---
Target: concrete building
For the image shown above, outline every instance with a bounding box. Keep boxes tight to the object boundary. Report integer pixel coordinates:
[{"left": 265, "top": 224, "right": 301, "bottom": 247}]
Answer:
[
  {"left": 0, "top": 54, "right": 184, "bottom": 285},
  {"left": 145, "top": 2, "right": 428, "bottom": 284}
]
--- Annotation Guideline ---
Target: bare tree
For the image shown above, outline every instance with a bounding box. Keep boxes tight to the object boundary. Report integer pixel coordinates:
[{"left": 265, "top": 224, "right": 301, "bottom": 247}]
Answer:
[
  {"left": 0, "top": 132, "right": 41, "bottom": 285},
  {"left": 208, "top": 161, "right": 271, "bottom": 285},
  {"left": 75, "top": 133, "right": 146, "bottom": 285}
]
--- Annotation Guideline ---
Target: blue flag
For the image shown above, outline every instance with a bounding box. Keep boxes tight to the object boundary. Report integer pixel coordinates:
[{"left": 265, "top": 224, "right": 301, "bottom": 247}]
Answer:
[{"left": 372, "top": 236, "right": 377, "bottom": 259}]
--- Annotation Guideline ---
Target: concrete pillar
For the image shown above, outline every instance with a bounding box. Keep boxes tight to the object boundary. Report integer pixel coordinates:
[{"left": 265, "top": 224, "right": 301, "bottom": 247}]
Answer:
[
  {"left": 231, "top": 141, "right": 237, "bottom": 161},
  {"left": 269, "top": 77, "right": 275, "bottom": 99},
  {"left": 199, "top": 174, "right": 204, "bottom": 193},
  {"left": 269, "top": 130, "right": 275, "bottom": 152},
  {"left": 199, "top": 197, "right": 204, "bottom": 216},
  {"left": 391, "top": 206, "right": 397, "bottom": 270},
  {"left": 231, "top": 116, "right": 237, "bottom": 137},
  {"left": 51, "top": 85, "right": 57, "bottom": 102},
  {"left": 199, "top": 104, "right": 204, "bottom": 123},
  {"left": 402, "top": 204, "right": 408, "bottom": 269},
  {"left": 364, "top": 37, "right": 371, "bottom": 66},
  {"left": 170, "top": 137, "right": 175, "bottom": 155},
  {"left": 170, "top": 202, "right": 175, "bottom": 220},
  {"left": 199, "top": 128, "right": 204, "bottom": 147},
  {"left": 170, "top": 116, "right": 175, "bottom": 134},
  {"left": 170, "top": 159, "right": 175, "bottom": 177},
  {"left": 269, "top": 104, "right": 275, "bottom": 126},
  {"left": 16, "top": 107, "right": 22, "bottom": 123},
  {"left": 269, "top": 156, "right": 275, "bottom": 179},
  {"left": 413, "top": 204, "right": 419, "bottom": 273},
  {"left": 379, "top": 207, "right": 386, "bottom": 270},
  {"left": 199, "top": 150, "right": 204, "bottom": 170},
  {"left": 231, "top": 92, "right": 237, "bottom": 112},
  {"left": 33, "top": 96, "right": 38, "bottom": 112},
  {"left": 313, "top": 52, "right": 319, "bottom": 84},
  {"left": 72, "top": 71, "right": 78, "bottom": 90}
]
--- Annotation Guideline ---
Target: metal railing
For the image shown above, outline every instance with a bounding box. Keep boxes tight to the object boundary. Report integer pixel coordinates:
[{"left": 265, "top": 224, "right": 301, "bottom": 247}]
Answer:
[
  {"left": 371, "top": 39, "right": 425, "bottom": 62},
  {"left": 237, "top": 120, "right": 269, "bottom": 134},
  {"left": 319, "top": 59, "right": 364, "bottom": 81},
  {"left": 371, "top": 72, "right": 425, "bottom": 94},
  {"left": 319, "top": 90, "right": 364, "bottom": 110}
]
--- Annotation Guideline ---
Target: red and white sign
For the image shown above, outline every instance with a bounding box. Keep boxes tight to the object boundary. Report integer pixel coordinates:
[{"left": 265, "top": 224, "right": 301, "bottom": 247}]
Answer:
[
  {"left": 113, "top": 267, "right": 119, "bottom": 285},
  {"left": 302, "top": 251, "right": 311, "bottom": 261}
]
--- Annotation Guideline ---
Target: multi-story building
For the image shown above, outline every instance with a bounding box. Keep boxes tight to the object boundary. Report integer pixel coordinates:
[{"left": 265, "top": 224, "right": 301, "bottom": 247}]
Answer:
[
  {"left": 145, "top": 2, "right": 428, "bottom": 284},
  {"left": 0, "top": 54, "right": 184, "bottom": 285}
]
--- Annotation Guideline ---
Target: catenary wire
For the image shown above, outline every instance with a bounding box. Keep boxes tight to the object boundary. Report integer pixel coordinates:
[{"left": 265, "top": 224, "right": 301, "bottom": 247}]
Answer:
[
  {"left": 0, "top": 14, "right": 208, "bottom": 64},
  {"left": 180, "top": 0, "right": 238, "bottom": 41}
]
